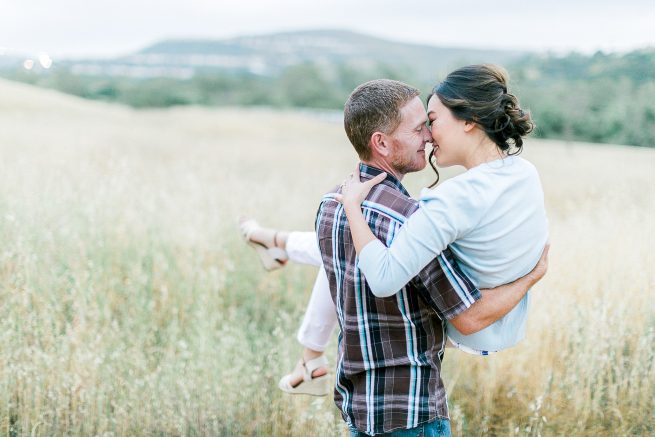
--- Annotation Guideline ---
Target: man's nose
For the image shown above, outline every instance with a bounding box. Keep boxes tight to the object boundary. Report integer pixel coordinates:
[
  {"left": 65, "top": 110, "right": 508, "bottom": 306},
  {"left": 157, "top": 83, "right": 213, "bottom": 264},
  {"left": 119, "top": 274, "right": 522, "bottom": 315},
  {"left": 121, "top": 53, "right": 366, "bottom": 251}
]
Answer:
[{"left": 422, "top": 125, "right": 433, "bottom": 142}]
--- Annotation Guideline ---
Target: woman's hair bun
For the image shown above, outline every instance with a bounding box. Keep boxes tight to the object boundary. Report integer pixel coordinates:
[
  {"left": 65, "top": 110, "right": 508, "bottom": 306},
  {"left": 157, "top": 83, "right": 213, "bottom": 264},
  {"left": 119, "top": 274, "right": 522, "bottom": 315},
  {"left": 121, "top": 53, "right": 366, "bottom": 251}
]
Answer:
[{"left": 432, "top": 64, "right": 535, "bottom": 154}]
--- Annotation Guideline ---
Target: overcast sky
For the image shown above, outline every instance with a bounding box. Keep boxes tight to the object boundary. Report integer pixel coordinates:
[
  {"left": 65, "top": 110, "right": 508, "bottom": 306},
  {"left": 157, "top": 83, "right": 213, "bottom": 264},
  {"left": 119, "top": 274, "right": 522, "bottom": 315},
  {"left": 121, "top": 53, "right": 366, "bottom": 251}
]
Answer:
[{"left": 1, "top": 0, "right": 654, "bottom": 59}]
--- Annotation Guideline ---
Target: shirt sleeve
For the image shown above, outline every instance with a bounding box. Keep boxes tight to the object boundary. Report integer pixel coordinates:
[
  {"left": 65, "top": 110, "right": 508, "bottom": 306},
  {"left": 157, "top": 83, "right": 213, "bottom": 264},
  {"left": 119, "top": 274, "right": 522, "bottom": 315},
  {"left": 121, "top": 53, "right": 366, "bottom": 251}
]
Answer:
[
  {"left": 357, "top": 176, "right": 488, "bottom": 297},
  {"left": 413, "top": 251, "right": 481, "bottom": 320}
]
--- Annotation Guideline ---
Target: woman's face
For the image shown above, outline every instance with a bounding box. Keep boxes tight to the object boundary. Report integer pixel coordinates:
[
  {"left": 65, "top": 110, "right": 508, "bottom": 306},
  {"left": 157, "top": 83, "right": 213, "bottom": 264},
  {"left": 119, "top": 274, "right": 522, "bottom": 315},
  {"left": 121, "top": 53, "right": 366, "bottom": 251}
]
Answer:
[{"left": 427, "top": 95, "right": 469, "bottom": 167}]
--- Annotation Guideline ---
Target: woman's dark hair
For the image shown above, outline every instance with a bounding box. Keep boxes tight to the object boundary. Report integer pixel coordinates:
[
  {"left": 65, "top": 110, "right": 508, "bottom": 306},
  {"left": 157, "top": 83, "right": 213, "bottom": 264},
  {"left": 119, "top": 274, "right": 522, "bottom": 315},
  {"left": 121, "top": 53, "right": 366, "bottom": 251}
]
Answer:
[{"left": 427, "top": 64, "right": 534, "bottom": 188}]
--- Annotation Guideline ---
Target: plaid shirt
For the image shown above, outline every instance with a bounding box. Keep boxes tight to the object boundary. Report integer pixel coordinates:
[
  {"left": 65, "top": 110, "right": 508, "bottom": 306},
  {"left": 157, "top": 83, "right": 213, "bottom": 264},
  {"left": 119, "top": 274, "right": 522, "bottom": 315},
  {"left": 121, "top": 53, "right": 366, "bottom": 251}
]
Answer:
[{"left": 316, "top": 164, "right": 481, "bottom": 435}]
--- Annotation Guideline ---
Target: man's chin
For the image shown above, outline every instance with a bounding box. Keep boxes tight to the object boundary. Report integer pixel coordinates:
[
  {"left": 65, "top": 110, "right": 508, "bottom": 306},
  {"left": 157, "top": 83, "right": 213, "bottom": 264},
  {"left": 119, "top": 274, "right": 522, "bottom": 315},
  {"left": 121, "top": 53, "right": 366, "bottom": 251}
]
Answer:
[
  {"left": 391, "top": 157, "right": 427, "bottom": 175},
  {"left": 405, "top": 161, "right": 427, "bottom": 174}
]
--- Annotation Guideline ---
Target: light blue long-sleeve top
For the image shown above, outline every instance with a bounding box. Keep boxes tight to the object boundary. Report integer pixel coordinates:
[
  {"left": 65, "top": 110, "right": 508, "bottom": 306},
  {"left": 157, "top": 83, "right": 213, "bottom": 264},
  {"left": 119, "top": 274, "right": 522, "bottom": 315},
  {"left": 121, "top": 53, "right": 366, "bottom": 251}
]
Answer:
[{"left": 358, "top": 155, "right": 549, "bottom": 352}]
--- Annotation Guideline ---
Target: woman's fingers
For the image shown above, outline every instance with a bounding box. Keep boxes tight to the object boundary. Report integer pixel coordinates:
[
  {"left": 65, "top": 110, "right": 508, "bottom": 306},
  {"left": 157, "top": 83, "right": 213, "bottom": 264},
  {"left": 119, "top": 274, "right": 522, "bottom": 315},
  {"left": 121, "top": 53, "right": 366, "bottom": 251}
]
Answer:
[
  {"left": 366, "top": 172, "right": 387, "bottom": 188},
  {"left": 336, "top": 165, "right": 387, "bottom": 205}
]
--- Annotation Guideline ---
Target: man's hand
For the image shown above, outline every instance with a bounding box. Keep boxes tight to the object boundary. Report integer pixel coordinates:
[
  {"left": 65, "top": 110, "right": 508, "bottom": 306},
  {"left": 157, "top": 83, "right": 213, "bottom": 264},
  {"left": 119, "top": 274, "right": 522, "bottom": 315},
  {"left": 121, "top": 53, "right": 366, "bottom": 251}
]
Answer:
[{"left": 526, "top": 242, "right": 550, "bottom": 288}]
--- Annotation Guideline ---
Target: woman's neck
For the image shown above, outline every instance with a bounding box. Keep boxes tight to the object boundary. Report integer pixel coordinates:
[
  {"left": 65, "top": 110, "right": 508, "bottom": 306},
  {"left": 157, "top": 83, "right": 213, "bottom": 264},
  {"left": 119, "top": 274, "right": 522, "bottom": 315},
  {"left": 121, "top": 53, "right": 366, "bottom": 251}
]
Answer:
[{"left": 463, "top": 137, "right": 504, "bottom": 170}]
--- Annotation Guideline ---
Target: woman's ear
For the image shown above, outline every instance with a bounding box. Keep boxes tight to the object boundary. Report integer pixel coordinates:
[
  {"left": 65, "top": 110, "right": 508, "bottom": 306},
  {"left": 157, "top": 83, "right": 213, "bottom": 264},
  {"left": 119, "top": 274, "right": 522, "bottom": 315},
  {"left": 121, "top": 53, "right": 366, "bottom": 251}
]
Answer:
[
  {"left": 463, "top": 120, "right": 476, "bottom": 133},
  {"left": 370, "top": 132, "right": 390, "bottom": 157}
]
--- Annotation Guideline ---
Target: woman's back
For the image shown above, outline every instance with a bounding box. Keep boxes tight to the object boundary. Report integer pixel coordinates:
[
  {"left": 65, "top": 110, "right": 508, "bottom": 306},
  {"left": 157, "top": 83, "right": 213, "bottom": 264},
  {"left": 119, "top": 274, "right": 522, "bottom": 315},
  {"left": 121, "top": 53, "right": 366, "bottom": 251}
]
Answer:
[
  {"left": 425, "top": 155, "right": 549, "bottom": 288},
  {"left": 419, "top": 155, "right": 548, "bottom": 351}
]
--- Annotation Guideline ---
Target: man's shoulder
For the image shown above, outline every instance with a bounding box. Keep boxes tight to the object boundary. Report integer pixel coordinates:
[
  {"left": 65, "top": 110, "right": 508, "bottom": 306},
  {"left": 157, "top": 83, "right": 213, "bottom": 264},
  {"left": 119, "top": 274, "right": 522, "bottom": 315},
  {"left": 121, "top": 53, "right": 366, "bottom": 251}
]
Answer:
[
  {"left": 317, "top": 183, "right": 418, "bottom": 232},
  {"left": 364, "top": 182, "right": 418, "bottom": 221},
  {"left": 319, "top": 182, "right": 417, "bottom": 221},
  {"left": 318, "top": 186, "right": 341, "bottom": 212}
]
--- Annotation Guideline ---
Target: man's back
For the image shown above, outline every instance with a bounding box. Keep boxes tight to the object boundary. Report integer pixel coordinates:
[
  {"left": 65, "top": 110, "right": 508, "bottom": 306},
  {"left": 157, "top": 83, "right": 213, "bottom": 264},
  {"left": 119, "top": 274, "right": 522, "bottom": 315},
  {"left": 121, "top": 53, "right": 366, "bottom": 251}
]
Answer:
[{"left": 316, "top": 164, "right": 480, "bottom": 435}]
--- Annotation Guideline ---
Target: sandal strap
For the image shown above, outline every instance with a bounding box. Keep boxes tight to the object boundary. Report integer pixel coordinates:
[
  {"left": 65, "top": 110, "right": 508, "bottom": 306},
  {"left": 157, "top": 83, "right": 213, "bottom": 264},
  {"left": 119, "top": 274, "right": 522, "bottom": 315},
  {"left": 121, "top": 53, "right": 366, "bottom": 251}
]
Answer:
[
  {"left": 304, "top": 355, "right": 328, "bottom": 378},
  {"left": 239, "top": 218, "right": 259, "bottom": 241},
  {"left": 267, "top": 247, "right": 288, "bottom": 263},
  {"left": 240, "top": 219, "right": 285, "bottom": 260}
]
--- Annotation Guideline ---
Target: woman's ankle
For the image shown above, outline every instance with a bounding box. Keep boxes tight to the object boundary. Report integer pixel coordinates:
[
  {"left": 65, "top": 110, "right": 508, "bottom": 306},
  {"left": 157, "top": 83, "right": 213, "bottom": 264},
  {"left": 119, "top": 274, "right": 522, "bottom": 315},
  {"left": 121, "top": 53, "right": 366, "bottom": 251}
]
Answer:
[
  {"left": 249, "top": 227, "right": 289, "bottom": 250},
  {"left": 301, "top": 349, "right": 327, "bottom": 379},
  {"left": 274, "top": 231, "right": 290, "bottom": 250},
  {"left": 302, "top": 348, "right": 323, "bottom": 363}
]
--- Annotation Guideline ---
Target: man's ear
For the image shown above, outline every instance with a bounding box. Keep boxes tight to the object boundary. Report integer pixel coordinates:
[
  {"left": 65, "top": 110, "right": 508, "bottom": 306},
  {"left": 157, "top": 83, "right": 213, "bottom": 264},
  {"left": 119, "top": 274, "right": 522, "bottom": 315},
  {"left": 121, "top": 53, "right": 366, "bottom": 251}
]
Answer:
[{"left": 370, "top": 132, "right": 390, "bottom": 157}]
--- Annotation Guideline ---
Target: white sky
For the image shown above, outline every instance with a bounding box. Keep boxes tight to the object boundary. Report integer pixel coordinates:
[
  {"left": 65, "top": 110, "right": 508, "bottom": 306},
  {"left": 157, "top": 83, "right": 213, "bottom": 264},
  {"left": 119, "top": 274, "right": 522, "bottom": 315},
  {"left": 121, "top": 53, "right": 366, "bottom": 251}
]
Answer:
[{"left": 1, "top": 0, "right": 654, "bottom": 59}]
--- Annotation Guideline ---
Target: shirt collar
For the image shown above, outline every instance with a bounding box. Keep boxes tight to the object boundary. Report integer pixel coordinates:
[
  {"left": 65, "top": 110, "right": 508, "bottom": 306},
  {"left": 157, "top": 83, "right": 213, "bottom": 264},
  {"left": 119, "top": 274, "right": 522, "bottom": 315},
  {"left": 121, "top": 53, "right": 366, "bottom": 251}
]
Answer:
[{"left": 359, "top": 163, "right": 410, "bottom": 197}]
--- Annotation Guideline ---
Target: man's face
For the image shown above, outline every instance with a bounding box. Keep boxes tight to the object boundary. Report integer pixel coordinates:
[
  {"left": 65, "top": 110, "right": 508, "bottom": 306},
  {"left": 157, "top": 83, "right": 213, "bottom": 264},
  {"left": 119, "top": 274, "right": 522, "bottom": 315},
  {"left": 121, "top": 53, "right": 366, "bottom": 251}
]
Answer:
[{"left": 385, "top": 96, "right": 432, "bottom": 175}]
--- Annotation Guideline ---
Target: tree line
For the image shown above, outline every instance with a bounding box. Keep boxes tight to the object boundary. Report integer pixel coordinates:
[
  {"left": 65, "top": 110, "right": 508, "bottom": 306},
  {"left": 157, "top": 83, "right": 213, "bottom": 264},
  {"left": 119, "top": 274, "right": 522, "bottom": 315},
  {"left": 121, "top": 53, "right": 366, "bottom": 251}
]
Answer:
[{"left": 4, "top": 49, "right": 654, "bottom": 147}]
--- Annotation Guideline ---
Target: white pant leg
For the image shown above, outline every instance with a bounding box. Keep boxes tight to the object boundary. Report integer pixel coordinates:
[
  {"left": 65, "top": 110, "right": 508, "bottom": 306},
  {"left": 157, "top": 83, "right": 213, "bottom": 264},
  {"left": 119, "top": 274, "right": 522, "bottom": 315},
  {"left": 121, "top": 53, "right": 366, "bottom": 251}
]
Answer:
[
  {"left": 296, "top": 265, "right": 337, "bottom": 352},
  {"left": 286, "top": 231, "right": 322, "bottom": 266},
  {"left": 286, "top": 231, "right": 337, "bottom": 351}
]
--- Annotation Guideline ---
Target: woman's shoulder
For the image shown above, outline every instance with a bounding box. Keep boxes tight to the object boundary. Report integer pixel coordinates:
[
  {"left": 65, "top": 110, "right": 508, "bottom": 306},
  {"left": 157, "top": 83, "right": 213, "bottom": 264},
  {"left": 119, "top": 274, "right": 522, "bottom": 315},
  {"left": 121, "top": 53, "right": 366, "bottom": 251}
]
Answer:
[
  {"left": 421, "top": 163, "right": 500, "bottom": 198},
  {"left": 418, "top": 169, "right": 495, "bottom": 218},
  {"left": 512, "top": 156, "right": 543, "bottom": 190},
  {"left": 418, "top": 156, "right": 536, "bottom": 211},
  {"left": 420, "top": 172, "right": 472, "bottom": 199},
  {"left": 507, "top": 155, "right": 539, "bottom": 174},
  {"left": 481, "top": 155, "right": 541, "bottom": 187}
]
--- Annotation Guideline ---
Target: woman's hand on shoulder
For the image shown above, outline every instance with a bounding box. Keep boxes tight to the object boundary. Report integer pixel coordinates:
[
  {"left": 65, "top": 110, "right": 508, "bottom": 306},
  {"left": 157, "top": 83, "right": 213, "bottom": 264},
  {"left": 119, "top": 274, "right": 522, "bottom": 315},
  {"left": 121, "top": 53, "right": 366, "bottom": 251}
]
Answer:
[{"left": 334, "top": 163, "right": 386, "bottom": 208}]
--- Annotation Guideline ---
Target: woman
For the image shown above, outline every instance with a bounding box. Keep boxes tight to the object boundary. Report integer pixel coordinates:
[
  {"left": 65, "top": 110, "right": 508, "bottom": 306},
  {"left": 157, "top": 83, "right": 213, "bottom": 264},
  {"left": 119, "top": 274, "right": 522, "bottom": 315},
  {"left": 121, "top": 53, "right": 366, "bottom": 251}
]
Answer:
[{"left": 339, "top": 64, "right": 548, "bottom": 352}]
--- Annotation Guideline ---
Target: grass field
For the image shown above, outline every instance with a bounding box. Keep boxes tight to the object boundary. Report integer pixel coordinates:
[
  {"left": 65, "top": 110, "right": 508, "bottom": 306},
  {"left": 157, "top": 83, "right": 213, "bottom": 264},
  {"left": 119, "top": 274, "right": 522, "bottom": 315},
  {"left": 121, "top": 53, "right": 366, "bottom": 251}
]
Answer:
[{"left": 0, "top": 78, "right": 654, "bottom": 436}]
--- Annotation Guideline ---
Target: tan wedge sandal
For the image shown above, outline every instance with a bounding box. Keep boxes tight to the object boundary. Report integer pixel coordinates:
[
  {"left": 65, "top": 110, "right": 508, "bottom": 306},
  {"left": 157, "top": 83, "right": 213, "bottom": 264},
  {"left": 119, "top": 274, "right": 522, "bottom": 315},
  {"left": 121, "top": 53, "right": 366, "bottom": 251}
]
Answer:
[
  {"left": 239, "top": 218, "right": 289, "bottom": 271},
  {"left": 278, "top": 355, "right": 330, "bottom": 396}
]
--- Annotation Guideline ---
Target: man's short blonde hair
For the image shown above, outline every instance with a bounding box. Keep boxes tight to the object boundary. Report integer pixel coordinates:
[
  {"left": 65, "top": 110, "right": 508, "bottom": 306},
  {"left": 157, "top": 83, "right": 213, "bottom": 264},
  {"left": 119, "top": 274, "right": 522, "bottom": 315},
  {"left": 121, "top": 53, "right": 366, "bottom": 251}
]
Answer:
[{"left": 344, "top": 79, "right": 420, "bottom": 160}]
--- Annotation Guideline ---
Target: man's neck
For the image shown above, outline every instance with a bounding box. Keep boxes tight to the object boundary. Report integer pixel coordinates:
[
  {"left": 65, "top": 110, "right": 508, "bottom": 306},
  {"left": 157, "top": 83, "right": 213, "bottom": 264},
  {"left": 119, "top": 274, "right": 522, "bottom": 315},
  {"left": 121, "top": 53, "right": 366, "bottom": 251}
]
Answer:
[{"left": 361, "top": 158, "right": 405, "bottom": 181}]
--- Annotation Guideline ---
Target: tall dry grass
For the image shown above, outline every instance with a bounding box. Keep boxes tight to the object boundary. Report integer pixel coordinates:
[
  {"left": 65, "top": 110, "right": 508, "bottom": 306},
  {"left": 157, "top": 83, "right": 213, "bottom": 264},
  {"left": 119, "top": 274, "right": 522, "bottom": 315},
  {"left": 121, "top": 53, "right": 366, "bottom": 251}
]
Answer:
[{"left": 0, "top": 79, "right": 653, "bottom": 436}]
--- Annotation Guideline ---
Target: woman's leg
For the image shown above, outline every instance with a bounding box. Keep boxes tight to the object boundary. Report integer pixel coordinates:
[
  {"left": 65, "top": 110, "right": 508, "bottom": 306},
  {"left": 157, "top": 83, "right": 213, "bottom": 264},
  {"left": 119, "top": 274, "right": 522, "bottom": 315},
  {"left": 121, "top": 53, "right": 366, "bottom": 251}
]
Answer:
[
  {"left": 240, "top": 219, "right": 336, "bottom": 393},
  {"left": 285, "top": 231, "right": 322, "bottom": 266},
  {"left": 282, "top": 233, "right": 335, "bottom": 351},
  {"left": 281, "top": 265, "right": 337, "bottom": 391},
  {"left": 296, "top": 265, "right": 336, "bottom": 351},
  {"left": 261, "top": 232, "right": 337, "bottom": 391},
  {"left": 242, "top": 220, "right": 322, "bottom": 267}
]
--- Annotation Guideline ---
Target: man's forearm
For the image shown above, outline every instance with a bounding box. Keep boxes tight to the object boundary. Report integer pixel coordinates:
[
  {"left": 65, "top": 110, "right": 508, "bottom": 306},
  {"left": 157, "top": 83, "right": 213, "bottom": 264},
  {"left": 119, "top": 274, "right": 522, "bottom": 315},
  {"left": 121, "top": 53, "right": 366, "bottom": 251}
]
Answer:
[
  {"left": 450, "top": 270, "right": 540, "bottom": 335},
  {"left": 449, "top": 244, "right": 549, "bottom": 335}
]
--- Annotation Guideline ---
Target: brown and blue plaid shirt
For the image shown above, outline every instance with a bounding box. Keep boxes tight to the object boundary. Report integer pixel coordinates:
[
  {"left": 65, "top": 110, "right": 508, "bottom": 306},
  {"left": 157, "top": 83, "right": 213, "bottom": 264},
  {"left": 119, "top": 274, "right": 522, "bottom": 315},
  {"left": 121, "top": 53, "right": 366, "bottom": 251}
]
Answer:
[{"left": 316, "top": 164, "right": 481, "bottom": 435}]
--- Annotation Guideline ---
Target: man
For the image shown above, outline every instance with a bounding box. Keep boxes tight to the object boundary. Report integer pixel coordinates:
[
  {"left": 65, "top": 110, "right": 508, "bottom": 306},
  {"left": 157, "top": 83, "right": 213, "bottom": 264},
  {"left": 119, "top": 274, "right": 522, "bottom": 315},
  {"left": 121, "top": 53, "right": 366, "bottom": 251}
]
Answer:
[{"left": 316, "top": 79, "right": 547, "bottom": 436}]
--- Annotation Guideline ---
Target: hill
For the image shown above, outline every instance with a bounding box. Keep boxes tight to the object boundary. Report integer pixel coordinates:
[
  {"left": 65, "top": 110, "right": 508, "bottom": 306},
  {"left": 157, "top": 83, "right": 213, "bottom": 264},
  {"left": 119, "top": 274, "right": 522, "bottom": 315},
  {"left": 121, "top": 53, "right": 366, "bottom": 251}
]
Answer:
[
  {"left": 0, "top": 30, "right": 524, "bottom": 81},
  {"left": 134, "top": 29, "right": 525, "bottom": 80}
]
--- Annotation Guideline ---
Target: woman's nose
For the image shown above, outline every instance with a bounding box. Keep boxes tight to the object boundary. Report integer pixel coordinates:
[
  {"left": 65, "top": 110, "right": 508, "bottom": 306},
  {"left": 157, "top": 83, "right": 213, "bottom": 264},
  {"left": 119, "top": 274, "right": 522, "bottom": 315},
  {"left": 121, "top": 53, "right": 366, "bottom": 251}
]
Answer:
[{"left": 422, "top": 125, "right": 433, "bottom": 142}]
